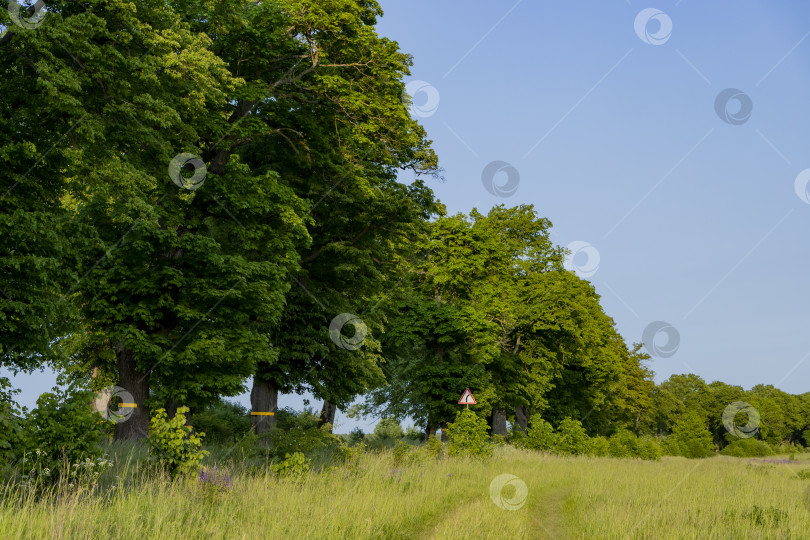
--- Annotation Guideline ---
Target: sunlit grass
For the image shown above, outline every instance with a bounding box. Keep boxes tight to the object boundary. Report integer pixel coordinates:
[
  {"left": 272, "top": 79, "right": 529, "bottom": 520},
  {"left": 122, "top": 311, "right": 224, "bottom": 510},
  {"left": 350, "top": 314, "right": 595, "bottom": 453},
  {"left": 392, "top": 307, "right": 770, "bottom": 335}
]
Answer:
[{"left": 0, "top": 446, "right": 808, "bottom": 539}]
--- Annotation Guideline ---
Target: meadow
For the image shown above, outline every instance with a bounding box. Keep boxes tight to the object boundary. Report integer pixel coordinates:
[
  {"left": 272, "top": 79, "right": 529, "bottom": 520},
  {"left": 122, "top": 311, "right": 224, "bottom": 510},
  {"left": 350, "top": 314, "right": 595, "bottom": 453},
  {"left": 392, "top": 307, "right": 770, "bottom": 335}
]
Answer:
[{"left": 1, "top": 446, "right": 809, "bottom": 539}]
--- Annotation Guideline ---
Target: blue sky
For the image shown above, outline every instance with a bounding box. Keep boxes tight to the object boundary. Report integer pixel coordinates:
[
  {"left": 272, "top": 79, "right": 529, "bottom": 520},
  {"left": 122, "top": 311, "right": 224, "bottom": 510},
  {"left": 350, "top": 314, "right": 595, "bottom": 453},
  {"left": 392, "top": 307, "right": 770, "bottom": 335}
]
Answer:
[{"left": 6, "top": 1, "right": 810, "bottom": 433}]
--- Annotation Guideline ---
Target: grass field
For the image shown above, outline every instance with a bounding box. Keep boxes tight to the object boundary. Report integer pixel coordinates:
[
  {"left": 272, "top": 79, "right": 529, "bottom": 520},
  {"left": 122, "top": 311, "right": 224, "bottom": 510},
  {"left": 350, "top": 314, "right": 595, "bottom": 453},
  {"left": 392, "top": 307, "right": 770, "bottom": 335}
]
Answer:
[{"left": 1, "top": 447, "right": 809, "bottom": 539}]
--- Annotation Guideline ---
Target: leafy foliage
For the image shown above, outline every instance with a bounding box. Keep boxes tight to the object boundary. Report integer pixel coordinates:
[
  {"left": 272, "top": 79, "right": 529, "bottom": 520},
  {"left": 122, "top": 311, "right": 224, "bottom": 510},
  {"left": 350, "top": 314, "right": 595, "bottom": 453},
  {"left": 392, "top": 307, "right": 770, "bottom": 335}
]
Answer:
[
  {"left": 270, "top": 452, "right": 310, "bottom": 482},
  {"left": 190, "top": 401, "right": 250, "bottom": 444},
  {"left": 446, "top": 410, "right": 492, "bottom": 459},
  {"left": 720, "top": 439, "right": 773, "bottom": 457},
  {"left": 663, "top": 412, "right": 715, "bottom": 459},
  {"left": 147, "top": 407, "right": 208, "bottom": 478},
  {"left": 17, "top": 385, "right": 106, "bottom": 481}
]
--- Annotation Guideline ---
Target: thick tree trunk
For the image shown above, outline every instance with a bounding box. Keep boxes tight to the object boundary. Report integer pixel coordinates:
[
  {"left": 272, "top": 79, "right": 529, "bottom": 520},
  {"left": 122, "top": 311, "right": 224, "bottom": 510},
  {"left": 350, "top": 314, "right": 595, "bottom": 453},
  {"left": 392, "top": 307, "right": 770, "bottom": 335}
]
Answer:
[
  {"left": 318, "top": 400, "right": 337, "bottom": 431},
  {"left": 425, "top": 423, "right": 437, "bottom": 441},
  {"left": 166, "top": 399, "right": 179, "bottom": 420},
  {"left": 250, "top": 376, "right": 278, "bottom": 435},
  {"left": 440, "top": 422, "right": 449, "bottom": 442},
  {"left": 492, "top": 408, "right": 507, "bottom": 437},
  {"left": 515, "top": 405, "right": 529, "bottom": 434},
  {"left": 114, "top": 344, "right": 150, "bottom": 441}
]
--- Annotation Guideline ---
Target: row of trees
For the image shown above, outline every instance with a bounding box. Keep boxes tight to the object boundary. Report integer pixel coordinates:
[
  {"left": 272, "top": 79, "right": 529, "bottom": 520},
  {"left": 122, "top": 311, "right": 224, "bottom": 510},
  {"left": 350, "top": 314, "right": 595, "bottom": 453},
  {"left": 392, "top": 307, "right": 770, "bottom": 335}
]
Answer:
[
  {"left": 1, "top": 0, "right": 807, "bottom": 453},
  {"left": 1, "top": 0, "right": 440, "bottom": 439}
]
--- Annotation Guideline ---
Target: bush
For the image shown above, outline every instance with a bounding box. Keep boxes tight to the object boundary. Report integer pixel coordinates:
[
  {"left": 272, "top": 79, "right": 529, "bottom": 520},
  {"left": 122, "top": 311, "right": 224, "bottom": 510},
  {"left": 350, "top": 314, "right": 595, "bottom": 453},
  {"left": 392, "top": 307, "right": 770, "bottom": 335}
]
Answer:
[
  {"left": 148, "top": 407, "right": 208, "bottom": 478},
  {"left": 0, "top": 377, "right": 23, "bottom": 468},
  {"left": 403, "top": 425, "right": 423, "bottom": 442},
  {"left": 525, "top": 415, "right": 557, "bottom": 452},
  {"left": 366, "top": 418, "right": 405, "bottom": 449},
  {"left": 190, "top": 400, "right": 250, "bottom": 443},
  {"left": 18, "top": 384, "right": 106, "bottom": 483},
  {"left": 270, "top": 452, "right": 310, "bottom": 482},
  {"left": 339, "top": 443, "right": 366, "bottom": 475},
  {"left": 446, "top": 409, "right": 492, "bottom": 459},
  {"left": 720, "top": 438, "right": 772, "bottom": 457},
  {"left": 664, "top": 412, "right": 714, "bottom": 458},
  {"left": 555, "top": 418, "right": 590, "bottom": 455},
  {"left": 347, "top": 427, "right": 365, "bottom": 446},
  {"left": 392, "top": 440, "right": 417, "bottom": 467},
  {"left": 638, "top": 436, "right": 663, "bottom": 460},
  {"left": 271, "top": 422, "right": 344, "bottom": 461},
  {"left": 424, "top": 435, "right": 444, "bottom": 460},
  {"left": 589, "top": 435, "right": 610, "bottom": 456},
  {"left": 508, "top": 426, "right": 527, "bottom": 446},
  {"left": 607, "top": 430, "right": 639, "bottom": 458}
]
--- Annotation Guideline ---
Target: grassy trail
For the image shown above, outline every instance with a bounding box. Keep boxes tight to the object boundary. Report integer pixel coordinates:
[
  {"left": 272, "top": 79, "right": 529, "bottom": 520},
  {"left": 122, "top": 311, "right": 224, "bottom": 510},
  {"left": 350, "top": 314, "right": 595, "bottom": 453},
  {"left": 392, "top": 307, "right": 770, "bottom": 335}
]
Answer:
[
  {"left": 1, "top": 448, "right": 809, "bottom": 538},
  {"left": 529, "top": 487, "right": 570, "bottom": 539}
]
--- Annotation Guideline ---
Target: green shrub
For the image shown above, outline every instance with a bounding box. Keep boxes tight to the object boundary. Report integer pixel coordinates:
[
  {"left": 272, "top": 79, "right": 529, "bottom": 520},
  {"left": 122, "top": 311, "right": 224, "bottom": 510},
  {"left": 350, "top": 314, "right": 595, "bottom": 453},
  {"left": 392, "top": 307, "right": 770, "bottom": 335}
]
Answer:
[
  {"left": 555, "top": 418, "right": 591, "bottom": 455},
  {"left": 190, "top": 400, "right": 250, "bottom": 443},
  {"left": 525, "top": 415, "right": 558, "bottom": 452},
  {"left": 446, "top": 409, "right": 492, "bottom": 459},
  {"left": 366, "top": 418, "right": 405, "bottom": 449},
  {"left": 508, "top": 426, "right": 527, "bottom": 447},
  {"left": 639, "top": 437, "right": 663, "bottom": 460},
  {"left": 348, "top": 427, "right": 365, "bottom": 446},
  {"left": 589, "top": 435, "right": 610, "bottom": 456},
  {"left": 275, "top": 407, "right": 320, "bottom": 431},
  {"left": 392, "top": 440, "right": 416, "bottom": 467},
  {"left": 424, "top": 435, "right": 444, "bottom": 460},
  {"left": 18, "top": 384, "right": 106, "bottom": 483},
  {"left": 664, "top": 412, "right": 714, "bottom": 458},
  {"left": 403, "top": 425, "right": 423, "bottom": 442},
  {"left": 607, "top": 430, "right": 639, "bottom": 458},
  {"left": 271, "top": 422, "right": 344, "bottom": 460},
  {"left": 270, "top": 452, "right": 310, "bottom": 482},
  {"left": 720, "top": 438, "right": 772, "bottom": 457},
  {"left": 148, "top": 407, "right": 208, "bottom": 478},
  {"left": 796, "top": 469, "right": 810, "bottom": 480},
  {"left": 339, "top": 443, "right": 366, "bottom": 475},
  {"left": 0, "top": 377, "right": 23, "bottom": 468}
]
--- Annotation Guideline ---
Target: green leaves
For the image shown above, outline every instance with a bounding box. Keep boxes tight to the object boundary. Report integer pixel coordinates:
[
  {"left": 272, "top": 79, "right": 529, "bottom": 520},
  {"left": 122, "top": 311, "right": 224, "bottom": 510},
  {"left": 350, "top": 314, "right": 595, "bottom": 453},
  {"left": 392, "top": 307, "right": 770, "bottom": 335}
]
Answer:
[{"left": 147, "top": 406, "right": 208, "bottom": 478}]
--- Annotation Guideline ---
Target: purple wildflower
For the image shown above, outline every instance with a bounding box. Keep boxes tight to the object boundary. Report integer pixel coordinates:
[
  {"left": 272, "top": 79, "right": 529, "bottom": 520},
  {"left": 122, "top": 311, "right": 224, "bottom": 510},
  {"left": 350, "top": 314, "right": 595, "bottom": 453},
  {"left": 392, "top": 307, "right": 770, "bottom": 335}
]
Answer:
[{"left": 198, "top": 464, "right": 233, "bottom": 492}]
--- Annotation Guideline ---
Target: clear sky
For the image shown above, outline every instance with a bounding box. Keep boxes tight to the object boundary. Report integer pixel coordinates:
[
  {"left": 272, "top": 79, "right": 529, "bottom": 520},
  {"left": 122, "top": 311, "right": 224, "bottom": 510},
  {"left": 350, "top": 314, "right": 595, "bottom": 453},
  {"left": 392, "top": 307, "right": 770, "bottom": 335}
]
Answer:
[{"left": 6, "top": 1, "right": 810, "bottom": 434}]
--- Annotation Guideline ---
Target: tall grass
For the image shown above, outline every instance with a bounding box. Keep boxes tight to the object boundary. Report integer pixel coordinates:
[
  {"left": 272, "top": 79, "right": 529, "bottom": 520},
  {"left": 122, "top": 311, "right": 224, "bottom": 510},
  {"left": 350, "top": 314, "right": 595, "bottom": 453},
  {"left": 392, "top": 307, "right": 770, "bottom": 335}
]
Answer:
[{"left": 0, "top": 446, "right": 808, "bottom": 539}]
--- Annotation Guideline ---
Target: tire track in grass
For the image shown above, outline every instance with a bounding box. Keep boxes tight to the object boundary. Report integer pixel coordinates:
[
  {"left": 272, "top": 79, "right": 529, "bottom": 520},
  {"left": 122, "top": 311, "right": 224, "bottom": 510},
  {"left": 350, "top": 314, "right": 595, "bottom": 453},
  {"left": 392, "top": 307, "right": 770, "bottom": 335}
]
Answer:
[
  {"left": 414, "top": 496, "right": 482, "bottom": 540},
  {"left": 528, "top": 486, "right": 573, "bottom": 540}
]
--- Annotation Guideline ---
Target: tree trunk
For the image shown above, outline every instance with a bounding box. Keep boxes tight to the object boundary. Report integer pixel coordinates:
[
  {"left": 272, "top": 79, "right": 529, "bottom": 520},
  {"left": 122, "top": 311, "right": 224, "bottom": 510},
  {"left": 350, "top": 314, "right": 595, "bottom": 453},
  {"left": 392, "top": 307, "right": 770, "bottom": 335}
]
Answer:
[
  {"left": 114, "top": 344, "right": 150, "bottom": 441},
  {"left": 318, "top": 400, "right": 337, "bottom": 431},
  {"left": 166, "top": 399, "right": 179, "bottom": 420},
  {"left": 250, "top": 376, "right": 278, "bottom": 435},
  {"left": 424, "top": 423, "right": 437, "bottom": 442},
  {"left": 440, "top": 422, "right": 449, "bottom": 442},
  {"left": 515, "top": 405, "right": 529, "bottom": 434},
  {"left": 492, "top": 408, "right": 507, "bottom": 437}
]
